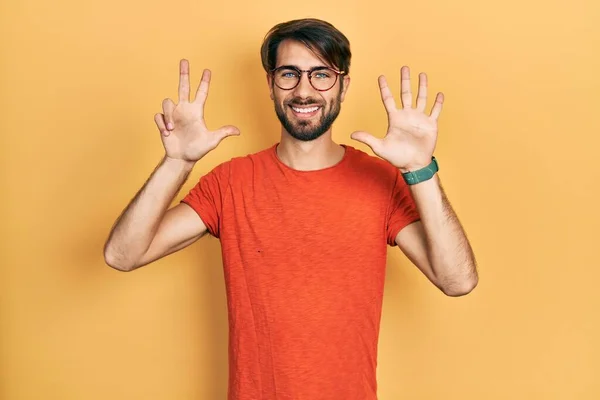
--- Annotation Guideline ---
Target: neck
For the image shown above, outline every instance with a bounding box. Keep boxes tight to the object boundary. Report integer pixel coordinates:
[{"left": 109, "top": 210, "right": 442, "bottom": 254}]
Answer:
[{"left": 276, "top": 130, "right": 345, "bottom": 171}]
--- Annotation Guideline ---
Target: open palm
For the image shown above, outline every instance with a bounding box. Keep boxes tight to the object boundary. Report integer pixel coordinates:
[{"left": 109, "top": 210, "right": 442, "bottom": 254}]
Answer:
[{"left": 351, "top": 66, "right": 443, "bottom": 172}]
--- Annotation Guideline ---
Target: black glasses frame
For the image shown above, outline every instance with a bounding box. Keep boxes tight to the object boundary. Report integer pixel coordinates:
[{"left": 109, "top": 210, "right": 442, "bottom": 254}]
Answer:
[{"left": 270, "top": 66, "right": 346, "bottom": 92}]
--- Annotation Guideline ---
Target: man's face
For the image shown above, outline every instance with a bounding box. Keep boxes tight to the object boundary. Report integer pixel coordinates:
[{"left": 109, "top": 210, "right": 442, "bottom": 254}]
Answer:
[{"left": 268, "top": 40, "right": 350, "bottom": 142}]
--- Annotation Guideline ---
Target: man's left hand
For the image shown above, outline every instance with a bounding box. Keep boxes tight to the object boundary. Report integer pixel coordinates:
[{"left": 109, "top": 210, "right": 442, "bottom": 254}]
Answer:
[{"left": 351, "top": 66, "right": 444, "bottom": 172}]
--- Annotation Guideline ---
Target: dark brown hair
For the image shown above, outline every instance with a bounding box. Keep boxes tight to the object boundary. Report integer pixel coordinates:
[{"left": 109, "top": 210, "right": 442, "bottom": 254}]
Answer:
[{"left": 260, "top": 18, "right": 351, "bottom": 75}]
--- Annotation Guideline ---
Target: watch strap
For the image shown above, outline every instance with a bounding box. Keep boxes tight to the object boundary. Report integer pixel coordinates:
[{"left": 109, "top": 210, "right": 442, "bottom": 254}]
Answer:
[{"left": 402, "top": 157, "right": 439, "bottom": 185}]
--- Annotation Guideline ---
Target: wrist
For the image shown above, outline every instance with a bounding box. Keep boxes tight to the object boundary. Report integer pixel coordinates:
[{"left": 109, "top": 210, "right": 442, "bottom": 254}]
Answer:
[
  {"left": 163, "top": 155, "right": 196, "bottom": 172},
  {"left": 398, "top": 156, "right": 434, "bottom": 173},
  {"left": 399, "top": 163, "right": 428, "bottom": 174}
]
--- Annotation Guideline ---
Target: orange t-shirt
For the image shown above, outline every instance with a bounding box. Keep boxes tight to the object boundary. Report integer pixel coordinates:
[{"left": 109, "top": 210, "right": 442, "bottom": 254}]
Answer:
[{"left": 181, "top": 143, "right": 419, "bottom": 400}]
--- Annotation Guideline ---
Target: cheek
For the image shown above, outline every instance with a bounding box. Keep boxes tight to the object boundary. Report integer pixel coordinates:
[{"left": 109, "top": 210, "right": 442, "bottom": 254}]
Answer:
[
  {"left": 273, "top": 93, "right": 285, "bottom": 107},
  {"left": 325, "top": 95, "right": 338, "bottom": 109},
  {"left": 273, "top": 91, "right": 292, "bottom": 107}
]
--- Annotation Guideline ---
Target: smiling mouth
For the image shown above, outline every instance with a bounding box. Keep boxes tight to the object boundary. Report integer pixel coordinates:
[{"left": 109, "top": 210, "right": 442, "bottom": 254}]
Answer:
[{"left": 289, "top": 105, "right": 321, "bottom": 118}]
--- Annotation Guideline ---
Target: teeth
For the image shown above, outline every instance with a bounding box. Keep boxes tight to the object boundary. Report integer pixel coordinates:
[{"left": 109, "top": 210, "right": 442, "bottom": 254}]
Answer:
[{"left": 292, "top": 106, "right": 319, "bottom": 113}]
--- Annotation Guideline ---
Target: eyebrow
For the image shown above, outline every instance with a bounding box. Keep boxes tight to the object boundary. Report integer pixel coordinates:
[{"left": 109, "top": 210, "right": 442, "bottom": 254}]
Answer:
[{"left": 275, "top": 65, "right": 332, "bottom": 71}]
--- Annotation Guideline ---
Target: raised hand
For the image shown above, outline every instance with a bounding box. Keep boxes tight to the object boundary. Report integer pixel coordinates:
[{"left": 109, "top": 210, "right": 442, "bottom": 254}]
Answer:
[
  {"left": 351, "top": 66, "right": 443, "bottom": 172},
  {"left": 154, "top": 59, "right": 240, "bottom": 163}
]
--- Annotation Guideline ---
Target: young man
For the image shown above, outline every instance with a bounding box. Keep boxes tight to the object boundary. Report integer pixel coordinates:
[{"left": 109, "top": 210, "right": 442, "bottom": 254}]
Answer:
[{"left": 104, "top": 18, "right": 477, "bottom": 400}]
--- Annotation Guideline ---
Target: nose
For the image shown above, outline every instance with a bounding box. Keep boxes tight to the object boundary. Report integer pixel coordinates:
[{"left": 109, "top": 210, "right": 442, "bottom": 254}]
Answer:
[{"left": 292, "top": 72, "right": 314, "bottom": 99}]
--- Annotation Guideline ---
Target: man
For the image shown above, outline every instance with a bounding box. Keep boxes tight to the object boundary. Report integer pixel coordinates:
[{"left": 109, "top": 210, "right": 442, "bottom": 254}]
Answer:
[{"left": 104, "top": 18, "right": 477, "bottom": 400}]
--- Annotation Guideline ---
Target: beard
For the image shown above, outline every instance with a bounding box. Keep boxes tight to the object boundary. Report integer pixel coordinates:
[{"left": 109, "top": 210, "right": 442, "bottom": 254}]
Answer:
[{"left": 274, "top": 93, "right": 342, "bottom": 142}]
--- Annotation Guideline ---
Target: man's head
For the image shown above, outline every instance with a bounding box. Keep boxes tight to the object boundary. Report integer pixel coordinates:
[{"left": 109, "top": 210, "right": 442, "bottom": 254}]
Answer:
[{"left": 260, "top": 19, "right": 352, "bottom": 141}]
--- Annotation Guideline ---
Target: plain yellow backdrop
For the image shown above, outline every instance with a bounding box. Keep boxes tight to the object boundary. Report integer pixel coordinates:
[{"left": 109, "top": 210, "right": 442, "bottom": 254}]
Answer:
[{"left": 1, "top": 0, "right": 598, "bottom": 398}]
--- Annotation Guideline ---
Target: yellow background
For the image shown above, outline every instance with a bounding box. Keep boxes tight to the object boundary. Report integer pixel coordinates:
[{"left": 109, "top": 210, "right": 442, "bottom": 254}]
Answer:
[{"left": 1, "top": 0, "right": 598, "bottom": 398}]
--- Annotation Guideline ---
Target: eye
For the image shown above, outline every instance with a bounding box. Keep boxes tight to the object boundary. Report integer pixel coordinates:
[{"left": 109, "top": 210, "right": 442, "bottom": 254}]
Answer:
[
  {"left": 279, "top": 69, "right": 299, "bottom": 79},
  {"left": 313, "top": 70, "right": 332, "bottom": 79}
]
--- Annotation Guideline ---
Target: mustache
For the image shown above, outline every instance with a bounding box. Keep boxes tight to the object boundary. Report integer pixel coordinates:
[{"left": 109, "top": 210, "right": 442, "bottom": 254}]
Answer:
[{"left": 286, "top": 98, "right": 323, "bottom": 107}]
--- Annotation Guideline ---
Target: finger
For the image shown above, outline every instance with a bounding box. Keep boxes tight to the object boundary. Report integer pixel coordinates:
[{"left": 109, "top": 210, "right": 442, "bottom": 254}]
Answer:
[
  {"left": 154, "top": 113, "right": 170, "bottom": 137},
  {"left": 162, "top": 98, "right": 176, "bottom": 130},
  {"left": 430, "top": 92, "right": 444, "bottom": 120},
  {"left": 178, "top": 59, "right": 190, "bottom": 103},
  {"left": 350, "top": 131, "right": 383, "bottom": 153},
  {"left": 193, "top": 69, "right": 211, "bottom": 111},
  {"left": 400, "top": 66, "right": 412, "bottom": 108},
  {"left": 213, "top": 125, "right": 241, "bottom": 142},
  {"left": 415, "top": 72, "right": 428, "bottom": 112},
  {"left": 378, "top": 76, "right": 397, "bottom": 113}
]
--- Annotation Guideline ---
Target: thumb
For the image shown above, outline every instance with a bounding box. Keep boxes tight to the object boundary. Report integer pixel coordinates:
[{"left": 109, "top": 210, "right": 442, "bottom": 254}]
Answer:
[
  {"left": 213, "top": 125, "right": 241, "bottom": 142},
  {"left": 350, "top": 131, "right": 382, "bottom": 153}
]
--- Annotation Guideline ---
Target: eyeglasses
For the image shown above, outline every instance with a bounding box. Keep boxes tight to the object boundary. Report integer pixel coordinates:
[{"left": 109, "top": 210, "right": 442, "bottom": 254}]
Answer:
[{"left": 270, "top": 66, "right": 346, "bottom": 91}]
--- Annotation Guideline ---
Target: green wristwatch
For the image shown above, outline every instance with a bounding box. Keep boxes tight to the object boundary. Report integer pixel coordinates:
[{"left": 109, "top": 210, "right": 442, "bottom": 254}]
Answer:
[{"left": 402, "top": 157, "right": 439, "bottom": 185}]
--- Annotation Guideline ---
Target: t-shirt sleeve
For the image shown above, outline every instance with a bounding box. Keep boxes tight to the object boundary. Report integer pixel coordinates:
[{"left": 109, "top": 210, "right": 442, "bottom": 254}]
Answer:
[
  {"left": 180, "top": 161, "right": 230, "bottom": 238},
  {"left": 386, "top": 168, "right": 421, "bottom": 246}
]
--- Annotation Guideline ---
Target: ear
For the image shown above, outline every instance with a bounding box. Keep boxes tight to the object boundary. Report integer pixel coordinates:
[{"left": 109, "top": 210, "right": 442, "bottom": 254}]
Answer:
[
  {"left": 266, "top": 73, "right": 274, "bottom": 100},
  {"left": 340, "top": 75, "right": 351, "bottom": 103}
]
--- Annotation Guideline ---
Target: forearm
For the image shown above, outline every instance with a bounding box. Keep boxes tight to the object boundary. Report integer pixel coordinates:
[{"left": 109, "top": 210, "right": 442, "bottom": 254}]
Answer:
[
  {"left": 409, "top": 174, "right": 478, "bottom": 295},
  {"left": 103, "top": 156, "right": 196, "bottom": 268}
]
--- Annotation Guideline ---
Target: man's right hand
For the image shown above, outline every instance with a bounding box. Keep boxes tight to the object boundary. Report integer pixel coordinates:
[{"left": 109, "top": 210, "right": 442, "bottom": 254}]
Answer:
[{"left": 154, "top": 59, "right": 240, "bottom": 163}]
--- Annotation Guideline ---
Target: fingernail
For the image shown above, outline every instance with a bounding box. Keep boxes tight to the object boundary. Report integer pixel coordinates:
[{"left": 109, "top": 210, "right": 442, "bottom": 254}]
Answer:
[{"left": 167, "top": 122, "right": 174, "bottom": 130}]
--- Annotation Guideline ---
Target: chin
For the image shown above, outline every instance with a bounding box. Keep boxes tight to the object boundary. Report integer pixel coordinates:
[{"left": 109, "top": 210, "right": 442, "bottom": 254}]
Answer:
[{"left": 288, "top": 130, "right": 327, "bottom": 142}]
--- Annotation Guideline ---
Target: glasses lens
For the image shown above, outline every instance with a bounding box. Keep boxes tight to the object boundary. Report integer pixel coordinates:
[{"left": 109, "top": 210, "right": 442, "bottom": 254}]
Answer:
[
  {"left": 310, "top": 68, "right": 337, "bottom": 91},
  {"left": 274, "top": 68, "right": 300, "bottom": 90}
]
